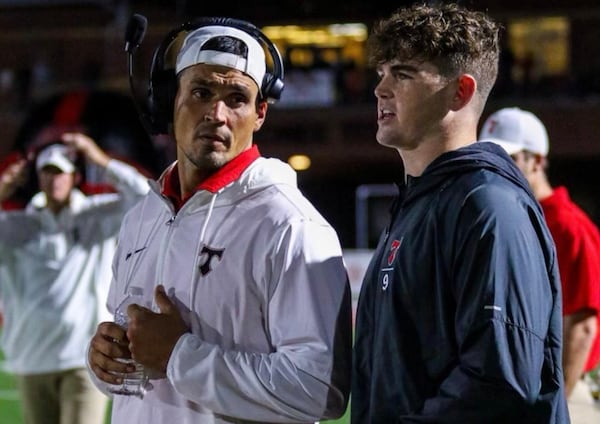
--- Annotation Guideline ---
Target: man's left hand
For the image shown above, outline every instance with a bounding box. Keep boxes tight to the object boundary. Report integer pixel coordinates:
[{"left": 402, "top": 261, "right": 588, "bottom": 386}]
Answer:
[{"left": 126, "top": 284, "right": 189, "bottom": 375}]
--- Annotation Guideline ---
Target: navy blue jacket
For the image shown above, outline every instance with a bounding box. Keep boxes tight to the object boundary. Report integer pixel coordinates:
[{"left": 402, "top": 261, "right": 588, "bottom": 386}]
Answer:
[{"left": 352, "top": 142, "right": 569, "bottom": 423}]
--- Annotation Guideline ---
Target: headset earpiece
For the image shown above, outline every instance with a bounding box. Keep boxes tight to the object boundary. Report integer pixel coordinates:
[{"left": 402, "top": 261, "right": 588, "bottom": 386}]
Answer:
[
  {"left": 148, "top": 65, "right": 177, "bottom": 134},
  {"left": 146, "top": 25, "right": 182, "bottom": 135},
  {"left": 143, "top": 16, "right": 285, "bottom": 134},
  {"left": 262, "top": 72, "right": 285, "bottom": 103}
]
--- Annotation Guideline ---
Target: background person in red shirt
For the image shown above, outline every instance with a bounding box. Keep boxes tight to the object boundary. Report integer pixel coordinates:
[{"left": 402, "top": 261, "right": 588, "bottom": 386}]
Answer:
[{"left": 480, "top": 106, "right": 600, "bottom": 421}]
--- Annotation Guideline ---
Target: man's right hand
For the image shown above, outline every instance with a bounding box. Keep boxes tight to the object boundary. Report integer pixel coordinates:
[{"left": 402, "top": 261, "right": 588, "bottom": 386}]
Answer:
[
  {"left": 61, "top": 132, "right": 111, "bottom": 169},
  {"left": 0, "top": 159, "right": 28, "bottom": 203},
  {"left": 88, "top": 321, "right": 137, "bottom": 384}
]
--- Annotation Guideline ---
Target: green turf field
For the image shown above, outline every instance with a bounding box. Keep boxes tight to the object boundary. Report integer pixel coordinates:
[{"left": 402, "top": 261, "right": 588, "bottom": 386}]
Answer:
[
  {"left": 0, "top": 353, "right": 23, "bottom": 424},
  {"left": 0, "top": 350, "right": 349, "bottom": 424}
]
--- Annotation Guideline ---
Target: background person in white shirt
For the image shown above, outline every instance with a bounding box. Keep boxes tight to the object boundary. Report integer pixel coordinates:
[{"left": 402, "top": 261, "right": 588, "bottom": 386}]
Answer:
[{"left": 0, "top": 133, "right": 149, "bottom": 424}]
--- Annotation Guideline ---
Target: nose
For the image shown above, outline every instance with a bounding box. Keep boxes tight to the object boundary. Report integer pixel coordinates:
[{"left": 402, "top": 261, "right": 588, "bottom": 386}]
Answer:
[
  {"left": 374, "top": 75, "right": 392, "bottom": 99},
  {"left": 205, "top": 100, "right": 226, "bottom": 123}
]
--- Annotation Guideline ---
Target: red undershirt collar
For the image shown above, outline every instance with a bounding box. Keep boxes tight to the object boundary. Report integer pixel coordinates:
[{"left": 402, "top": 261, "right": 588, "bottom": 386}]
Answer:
[{"left": 162, "top": 145, "right": 260, "bottom": 210}]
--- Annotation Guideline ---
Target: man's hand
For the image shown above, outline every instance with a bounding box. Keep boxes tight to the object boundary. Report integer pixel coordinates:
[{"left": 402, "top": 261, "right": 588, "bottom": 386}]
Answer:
[
  {"left": 61, "top": 132, "right": 111, "bottom": 168},
  {"left": 126, "top": 285, "right": 189, "bottom": 374},
  {"left": 0, "top": 159, "right": 28, "bottom": 203},
  {"left": 88, "top": 321, "right": 136, "bottom": 385}
]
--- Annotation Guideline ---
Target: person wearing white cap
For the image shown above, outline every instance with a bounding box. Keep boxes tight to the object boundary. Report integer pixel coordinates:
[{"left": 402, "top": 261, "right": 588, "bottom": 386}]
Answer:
[
  {"left": 481, "top": 107, "right": 600, "bottom": 422},
  {"left": 87, "top": 18, "right": 351, "bottom": 424},
  {"left": 0, "top": 132, "right": 149, "bottom": 424}
]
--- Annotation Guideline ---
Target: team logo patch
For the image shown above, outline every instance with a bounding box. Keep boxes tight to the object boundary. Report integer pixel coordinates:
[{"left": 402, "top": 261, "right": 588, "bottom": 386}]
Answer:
[
  {"left": 199, "top": 245, "right": 225, "bottom": 276},
  {"left": 387, "top": 239, "right": 401, "bottom": 266}
]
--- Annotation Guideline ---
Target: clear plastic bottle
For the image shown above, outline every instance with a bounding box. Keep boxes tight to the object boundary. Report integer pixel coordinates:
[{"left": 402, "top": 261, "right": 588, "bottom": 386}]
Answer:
[{"left": 107, "top": 287, "right": 150, "bottom": 398}]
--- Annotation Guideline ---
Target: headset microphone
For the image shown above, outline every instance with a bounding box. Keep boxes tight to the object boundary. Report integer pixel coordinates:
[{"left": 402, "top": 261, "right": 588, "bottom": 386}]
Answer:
[
  {"left": 124, "top": 14, "right": 153, "bottom": 137},
  {"left": 124, "top": 13, "right": 147, "bottom": 53}
]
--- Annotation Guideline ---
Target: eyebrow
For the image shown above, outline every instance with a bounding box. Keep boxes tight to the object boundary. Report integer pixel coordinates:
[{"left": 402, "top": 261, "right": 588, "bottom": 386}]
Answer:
[
  {"left": 189, "top": 77, "right": 252, "bottom": 93},
  {"left": 388, "top": 63, "right": 420, "bottom": 74}
]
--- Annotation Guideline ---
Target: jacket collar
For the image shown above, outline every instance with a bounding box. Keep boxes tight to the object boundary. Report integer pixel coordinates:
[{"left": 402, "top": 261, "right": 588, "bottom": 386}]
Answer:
[
  {"left": 27, "top": 188, "right": 87, "bottom": 214},
  {"left": 162, "top": 145, "right": 260, "bottom": 210}
]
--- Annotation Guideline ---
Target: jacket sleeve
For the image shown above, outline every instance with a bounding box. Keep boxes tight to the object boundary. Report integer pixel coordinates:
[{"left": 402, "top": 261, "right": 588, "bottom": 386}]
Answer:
[
  {"left": 0, "top": 210, "right": 40, "bottom": 252},
  {"left": 104, "top": 159, "right": 150, "bottom": 208},
  {"left": 79, "top": 160, "right": 150, "bottom": 238},
  {"left": 402, "top": 183, "right": 564, "bottom": 423},
  {"left": 166, "top": 219, "right": 353, "bottom": 422}
]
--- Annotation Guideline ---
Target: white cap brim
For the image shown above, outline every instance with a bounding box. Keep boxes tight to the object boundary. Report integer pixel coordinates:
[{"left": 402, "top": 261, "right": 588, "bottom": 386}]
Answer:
[{"left": 36, "top": 145, "right": 75, "bottom": 173}]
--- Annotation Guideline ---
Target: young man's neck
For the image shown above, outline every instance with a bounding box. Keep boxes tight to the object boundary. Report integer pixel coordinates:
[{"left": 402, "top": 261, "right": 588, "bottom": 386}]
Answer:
[{"left": 400, "top": 135, "right": 476, "bottom": 177}]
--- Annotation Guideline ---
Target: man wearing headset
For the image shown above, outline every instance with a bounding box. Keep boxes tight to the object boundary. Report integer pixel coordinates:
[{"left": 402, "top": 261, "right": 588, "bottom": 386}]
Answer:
[{"left": 87, "top": 21, "right": 352, "bottom": 424}]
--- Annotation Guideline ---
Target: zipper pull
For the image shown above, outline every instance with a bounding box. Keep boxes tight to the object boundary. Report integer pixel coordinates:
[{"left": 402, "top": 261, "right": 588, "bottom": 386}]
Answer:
[
  {"left": 383, "top": 229, "right": 390, "bottom": 242},
  {"left": 166, "top": 215, "right": 176, "bottom": 225}
]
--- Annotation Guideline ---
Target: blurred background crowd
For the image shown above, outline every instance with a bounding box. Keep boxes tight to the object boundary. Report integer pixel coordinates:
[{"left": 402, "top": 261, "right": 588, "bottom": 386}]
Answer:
[{"left": 0, "top": 0, "right": 600, "bottom": 248}]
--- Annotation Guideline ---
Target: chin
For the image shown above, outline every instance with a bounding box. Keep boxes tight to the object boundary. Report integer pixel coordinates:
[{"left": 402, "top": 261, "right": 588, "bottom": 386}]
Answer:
[
  {"left": 196, "top": 151, "right": 228, "bottom": 170},
  {"left": 376, "top": 135, "right": 396, "bottom": 149}
]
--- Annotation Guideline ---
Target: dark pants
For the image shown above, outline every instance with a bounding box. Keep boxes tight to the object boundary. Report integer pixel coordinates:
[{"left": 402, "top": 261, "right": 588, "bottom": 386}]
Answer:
[{"left": 16, "top": 368, "right": 108, "bottom": 424}]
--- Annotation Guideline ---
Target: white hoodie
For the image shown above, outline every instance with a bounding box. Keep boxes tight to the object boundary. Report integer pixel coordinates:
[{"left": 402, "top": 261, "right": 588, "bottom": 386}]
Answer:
[
  {"left": 97, "top": 153, "right": 352, "bottom": 424},
  {"left": 0, "top": 159, "right": 149, "bottom": 374}
]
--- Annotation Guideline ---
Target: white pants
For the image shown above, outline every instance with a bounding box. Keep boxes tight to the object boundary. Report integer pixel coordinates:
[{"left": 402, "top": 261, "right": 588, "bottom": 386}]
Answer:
[{"left": 568, "top": 379, "right": 600, "bottom": 424}]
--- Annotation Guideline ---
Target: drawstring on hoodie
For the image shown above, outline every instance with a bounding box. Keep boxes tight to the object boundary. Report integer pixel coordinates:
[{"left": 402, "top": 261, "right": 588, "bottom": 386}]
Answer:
[
  {"left": 124, "top": 197, "right": 164, "bottom": 294},
  {"left": 199, "top": 192, "right": 217, "bottom": 242}
]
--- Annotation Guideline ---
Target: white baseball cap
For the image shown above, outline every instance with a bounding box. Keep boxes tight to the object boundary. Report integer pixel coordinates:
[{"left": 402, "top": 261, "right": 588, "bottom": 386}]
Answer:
[
  {"left": 176, "top": 25, "right": 266, "bottom": 93},
  {"left": 36, "top": 144, "right": 75, "bottom": 173},
  {"left": 479, "top": 107, "right": 549, "bottom": 156}
]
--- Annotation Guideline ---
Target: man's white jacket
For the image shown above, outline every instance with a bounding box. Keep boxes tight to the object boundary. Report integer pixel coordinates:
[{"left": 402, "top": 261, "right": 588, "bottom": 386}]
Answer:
[
  {"left": 96, "top": 155, "right": 352, "bottom": 423},
  {"left": 0, "top": 160, "right": 149, "bottom": 374}
]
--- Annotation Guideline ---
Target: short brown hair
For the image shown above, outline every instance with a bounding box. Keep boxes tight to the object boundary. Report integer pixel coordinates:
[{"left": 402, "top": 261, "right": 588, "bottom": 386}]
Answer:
[{"left": 367, "top": 3, "right": 499, "bottom": 101}]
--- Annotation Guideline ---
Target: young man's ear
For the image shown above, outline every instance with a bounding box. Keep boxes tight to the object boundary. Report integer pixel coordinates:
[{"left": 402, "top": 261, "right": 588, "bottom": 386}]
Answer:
[
  {"left": 533, "top": 153, "right": 547, "bottom": 171},
  {"left": 451, "top": 74, "right": 477, "bottom": 111}
]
